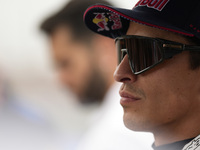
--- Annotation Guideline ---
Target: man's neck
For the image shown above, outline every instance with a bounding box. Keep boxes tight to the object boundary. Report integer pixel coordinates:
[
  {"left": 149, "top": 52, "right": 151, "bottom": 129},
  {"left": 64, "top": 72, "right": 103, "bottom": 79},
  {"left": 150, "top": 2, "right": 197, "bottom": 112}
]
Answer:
[
  {"left": 152, "top": 137, "right": 195, "bottom": 150},
  {"left": 153, "top": 118, "right": 200, "bottom": 146}
]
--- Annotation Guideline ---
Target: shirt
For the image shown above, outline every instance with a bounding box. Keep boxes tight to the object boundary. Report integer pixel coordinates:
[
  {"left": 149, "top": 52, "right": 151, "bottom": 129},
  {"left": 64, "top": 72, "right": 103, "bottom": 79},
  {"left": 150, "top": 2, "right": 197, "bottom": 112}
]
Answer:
[{"left": 152, "top": 138, "right": 195, "bottom": 150}]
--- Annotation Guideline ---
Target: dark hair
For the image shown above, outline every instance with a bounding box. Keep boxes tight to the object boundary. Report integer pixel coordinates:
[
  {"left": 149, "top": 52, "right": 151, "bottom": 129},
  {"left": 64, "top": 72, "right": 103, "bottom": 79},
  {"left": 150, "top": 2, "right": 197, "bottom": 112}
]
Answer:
[{"left": 40, "top": 0, "right": 113, "bottom": 43}]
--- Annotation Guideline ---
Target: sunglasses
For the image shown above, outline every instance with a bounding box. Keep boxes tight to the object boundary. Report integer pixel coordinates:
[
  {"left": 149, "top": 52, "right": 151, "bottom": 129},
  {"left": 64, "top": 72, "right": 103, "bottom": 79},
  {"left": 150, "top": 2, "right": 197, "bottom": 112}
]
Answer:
[{"left": 115, "top": 35, "right": 200, "bottom": 75}]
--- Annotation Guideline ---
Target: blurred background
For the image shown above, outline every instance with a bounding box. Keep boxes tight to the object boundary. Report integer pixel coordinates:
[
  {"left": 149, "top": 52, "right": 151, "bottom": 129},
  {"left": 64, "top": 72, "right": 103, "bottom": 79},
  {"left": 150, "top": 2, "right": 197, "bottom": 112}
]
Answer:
[{"left": 0, "top": 0, "right": 139, "bottom": 150}]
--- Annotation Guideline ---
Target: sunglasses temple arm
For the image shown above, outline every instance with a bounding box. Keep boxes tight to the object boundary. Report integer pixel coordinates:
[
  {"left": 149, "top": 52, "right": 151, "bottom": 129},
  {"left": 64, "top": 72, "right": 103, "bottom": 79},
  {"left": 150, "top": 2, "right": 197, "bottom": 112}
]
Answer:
[
  {"left": 184, "top": 45, "right": 200, "bottom": 51},
  {"left": 164, "top": 49, "right": 182, "bottom": 59}
]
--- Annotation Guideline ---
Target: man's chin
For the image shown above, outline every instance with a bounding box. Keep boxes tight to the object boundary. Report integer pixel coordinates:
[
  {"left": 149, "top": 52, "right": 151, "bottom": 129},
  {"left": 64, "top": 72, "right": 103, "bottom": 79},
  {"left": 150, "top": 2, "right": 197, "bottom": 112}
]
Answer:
[{"left": 123, "top": 115, "right": 152, "bottom": 132}]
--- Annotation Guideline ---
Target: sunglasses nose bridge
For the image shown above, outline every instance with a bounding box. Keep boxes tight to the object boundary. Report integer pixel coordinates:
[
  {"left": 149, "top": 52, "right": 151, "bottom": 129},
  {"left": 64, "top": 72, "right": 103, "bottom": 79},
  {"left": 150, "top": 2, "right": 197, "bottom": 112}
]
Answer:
[
  {"left": 121, "top": 48, "right": 127, "bottom": 52},
  {"left": 121, "top": 48, "right": 134, "bottom": 70},
  {"left": 120, "top": 48, "right": 136, "bottom": 75},
  {"left": 121, "top": 48, "right": 128, "bottom": 55},
  {"left": 114, "top": 54, "right": 137, "bottom": 83},
  {"left": 122, "top": 48, "right": 134, "bottom": 68},
  {"left": 121, "top": 48, "right": 128, "bottom": 61}
]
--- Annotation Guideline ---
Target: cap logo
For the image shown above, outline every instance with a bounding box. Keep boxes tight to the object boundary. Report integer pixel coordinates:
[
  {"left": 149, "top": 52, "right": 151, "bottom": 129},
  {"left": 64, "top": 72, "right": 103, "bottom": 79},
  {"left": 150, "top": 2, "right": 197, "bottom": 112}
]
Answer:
[
  {"left": 93, "top": 13, "right": 122, "bottom": 32},
  {"left": 190, "top": 24, "right": 200, "bottom": 33},
  {"left": 93, "top": 13, "right": 109, "bottom": 32},
  {"left": 134, "top": 0, "right": 170, "bottom": 11},
  {"left": 108, "top": 13, "right": 122, "bottom": 30}
]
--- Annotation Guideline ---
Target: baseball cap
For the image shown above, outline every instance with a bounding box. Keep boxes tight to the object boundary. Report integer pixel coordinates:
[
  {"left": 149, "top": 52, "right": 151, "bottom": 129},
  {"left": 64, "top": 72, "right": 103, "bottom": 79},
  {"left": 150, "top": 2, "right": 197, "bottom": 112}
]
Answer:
[{"left": 83, "top": 0, "right": 200, "bottom": 39}]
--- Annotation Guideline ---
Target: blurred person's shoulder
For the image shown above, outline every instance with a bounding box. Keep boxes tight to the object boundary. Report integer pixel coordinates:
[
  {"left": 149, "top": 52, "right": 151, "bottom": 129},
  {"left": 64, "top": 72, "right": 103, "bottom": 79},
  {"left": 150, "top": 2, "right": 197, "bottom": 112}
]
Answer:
[{"left": 0, "top": 95, "right": 63, "bottom": 150}]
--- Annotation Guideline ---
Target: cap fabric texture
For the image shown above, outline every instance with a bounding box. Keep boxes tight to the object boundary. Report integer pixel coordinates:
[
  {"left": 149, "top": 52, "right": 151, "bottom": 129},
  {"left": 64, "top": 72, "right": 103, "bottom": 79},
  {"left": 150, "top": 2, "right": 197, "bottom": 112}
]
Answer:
[{"left": 83, "top": 0, "right": 200, "bottom": 39}]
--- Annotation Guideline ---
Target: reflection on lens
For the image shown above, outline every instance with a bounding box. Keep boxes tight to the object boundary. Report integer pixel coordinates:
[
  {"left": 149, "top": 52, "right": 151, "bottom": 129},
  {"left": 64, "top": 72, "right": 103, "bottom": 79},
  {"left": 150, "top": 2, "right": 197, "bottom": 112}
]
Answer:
[{"left": 116, "top": 36, "right": 163, "bottom": 74}]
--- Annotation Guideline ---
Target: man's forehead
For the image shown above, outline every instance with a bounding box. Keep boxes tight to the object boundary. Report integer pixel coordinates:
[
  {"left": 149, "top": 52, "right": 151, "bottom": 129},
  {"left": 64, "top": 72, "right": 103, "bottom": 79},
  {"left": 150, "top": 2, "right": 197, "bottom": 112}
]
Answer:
[{"left": 127, "top": 22, "right": 190, "bottom": 44}]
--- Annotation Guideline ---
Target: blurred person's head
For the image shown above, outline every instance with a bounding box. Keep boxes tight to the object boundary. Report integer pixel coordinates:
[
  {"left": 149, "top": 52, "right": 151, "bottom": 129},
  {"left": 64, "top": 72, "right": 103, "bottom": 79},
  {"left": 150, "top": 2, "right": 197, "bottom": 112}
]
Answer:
[{"left": 40, "top": 0, "right": 117, "bottom": 104}]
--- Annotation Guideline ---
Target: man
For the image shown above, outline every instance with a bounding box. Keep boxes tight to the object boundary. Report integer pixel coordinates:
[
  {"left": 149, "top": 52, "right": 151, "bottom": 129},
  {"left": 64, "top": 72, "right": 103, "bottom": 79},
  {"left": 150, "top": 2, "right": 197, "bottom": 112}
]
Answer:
[
  {"left": 40, "top": 0, "right": 153, "bottom": 150},
  {"left": 84, "top": 0, "right": 200, "bottom": 149},
  {"left": 40, "top": 0, "right": 115, "bottom": 104}
]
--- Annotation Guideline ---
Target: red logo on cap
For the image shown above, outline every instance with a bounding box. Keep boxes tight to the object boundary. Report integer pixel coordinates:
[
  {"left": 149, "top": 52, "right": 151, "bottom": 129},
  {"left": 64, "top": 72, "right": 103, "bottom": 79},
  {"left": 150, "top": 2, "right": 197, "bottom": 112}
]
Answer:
[
  {"left": 135, "top": 0, "right": 170, "bottom": 11},
  {"left": 108, "top": 13, "right": 122, "bottom": 30},
  {"left": 190, "top": 24, "right": 200, "bottom": 33},
  {"left": 93, "top": 13, "right": 122, "bottom": 32},
  {"left": 93, "top": 13, "right": 109, "bottom": 32}
]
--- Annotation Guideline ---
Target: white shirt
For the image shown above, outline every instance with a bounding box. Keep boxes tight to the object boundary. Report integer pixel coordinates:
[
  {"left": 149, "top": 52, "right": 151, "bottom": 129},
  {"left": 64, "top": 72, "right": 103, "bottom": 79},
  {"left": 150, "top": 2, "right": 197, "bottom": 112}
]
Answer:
[{"left": 0, "top": 97, "right": 65, "bottom": 150}]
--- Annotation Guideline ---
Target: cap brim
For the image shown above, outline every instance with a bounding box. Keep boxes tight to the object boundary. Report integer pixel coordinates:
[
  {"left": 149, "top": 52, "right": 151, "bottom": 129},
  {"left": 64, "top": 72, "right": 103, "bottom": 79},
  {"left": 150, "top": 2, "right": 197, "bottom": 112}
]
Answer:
[{"left": 84, "top": 4, "right": 194, "bottom": 39}]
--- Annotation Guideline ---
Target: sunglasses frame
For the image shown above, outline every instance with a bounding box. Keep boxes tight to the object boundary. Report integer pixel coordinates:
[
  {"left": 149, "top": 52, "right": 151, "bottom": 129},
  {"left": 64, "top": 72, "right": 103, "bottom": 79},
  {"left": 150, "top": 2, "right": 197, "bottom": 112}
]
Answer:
[{"left": 115, "top": 35, "right": 200, "bottom": 75}]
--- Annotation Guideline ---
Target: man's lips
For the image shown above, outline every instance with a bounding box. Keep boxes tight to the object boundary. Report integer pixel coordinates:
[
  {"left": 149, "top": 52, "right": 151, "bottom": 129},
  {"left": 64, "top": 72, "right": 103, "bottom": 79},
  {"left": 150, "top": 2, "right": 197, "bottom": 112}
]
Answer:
[{"left": 119, "top": 91, "right": 141, "bottom": 105}]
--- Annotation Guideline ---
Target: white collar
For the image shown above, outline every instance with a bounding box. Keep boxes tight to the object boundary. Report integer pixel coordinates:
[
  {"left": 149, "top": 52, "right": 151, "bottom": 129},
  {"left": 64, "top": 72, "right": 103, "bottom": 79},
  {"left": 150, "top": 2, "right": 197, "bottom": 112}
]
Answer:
[{"left": 182, "top": 135, "right": 200, "bottom": 150}]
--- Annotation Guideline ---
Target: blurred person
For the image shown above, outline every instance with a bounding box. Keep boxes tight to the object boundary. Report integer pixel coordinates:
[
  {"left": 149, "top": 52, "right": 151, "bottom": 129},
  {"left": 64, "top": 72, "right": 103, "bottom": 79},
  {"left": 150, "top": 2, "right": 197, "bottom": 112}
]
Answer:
[
  {"left": 40, "top": 0, "right": 153, "bottom": 150},
  {"left": 84, "top": 0, "right": 200, "bottom": 149},
  {"left": 0, "top": 72, "right": 64, "bottom": 150}
]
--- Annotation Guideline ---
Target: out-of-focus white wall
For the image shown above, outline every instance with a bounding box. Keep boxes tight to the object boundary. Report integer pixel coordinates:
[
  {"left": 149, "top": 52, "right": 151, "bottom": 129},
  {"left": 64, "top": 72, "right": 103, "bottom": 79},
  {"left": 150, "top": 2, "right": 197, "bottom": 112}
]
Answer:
[
  {"left": 0, "top": 0, "right": 138, "bottom": 126},
  {"left": 0, "top": 0, "right": 138, "bottom": 149}
]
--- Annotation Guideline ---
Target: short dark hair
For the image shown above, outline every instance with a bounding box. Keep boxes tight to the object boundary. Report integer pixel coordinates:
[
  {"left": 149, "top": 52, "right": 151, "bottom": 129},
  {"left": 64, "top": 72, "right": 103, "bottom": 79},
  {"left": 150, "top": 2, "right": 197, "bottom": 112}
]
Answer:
[{"left": 40, "top": 0, "right": 113, "bottom": 43}]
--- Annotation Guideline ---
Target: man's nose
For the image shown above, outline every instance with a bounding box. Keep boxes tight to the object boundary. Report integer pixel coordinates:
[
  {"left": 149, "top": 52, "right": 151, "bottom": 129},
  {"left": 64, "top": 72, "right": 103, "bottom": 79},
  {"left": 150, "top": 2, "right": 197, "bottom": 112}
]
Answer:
[{"left": 114, "top": 55, "right": 137, "bottom": 83}]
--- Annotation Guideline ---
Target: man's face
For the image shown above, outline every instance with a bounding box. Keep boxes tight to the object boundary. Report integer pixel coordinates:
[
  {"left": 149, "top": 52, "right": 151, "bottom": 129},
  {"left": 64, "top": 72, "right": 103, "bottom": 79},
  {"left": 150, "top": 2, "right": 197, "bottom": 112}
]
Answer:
[
  {"left": 50, "top": 26, "right": 107, "bottom": 103},
  {"left": 114, "top": 22, "right": 200, "bottom": 133}
]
